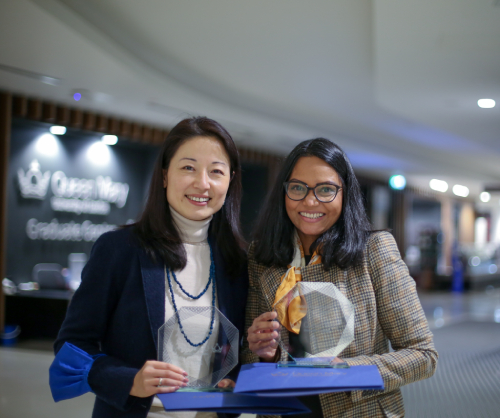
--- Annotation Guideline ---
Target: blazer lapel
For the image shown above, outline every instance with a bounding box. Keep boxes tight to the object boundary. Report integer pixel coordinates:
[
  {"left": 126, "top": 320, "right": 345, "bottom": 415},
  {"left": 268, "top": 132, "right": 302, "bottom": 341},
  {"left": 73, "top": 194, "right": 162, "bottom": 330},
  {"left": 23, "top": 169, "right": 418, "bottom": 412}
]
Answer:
[
  {"left": 260, "top": 266, "right": 288, "bottom": 310},
  {"left": 138, "top": 251, "right": 165, "bottom": 352},
  {"left": 210, "top": 237, "right": 230, "bottom": 319}
]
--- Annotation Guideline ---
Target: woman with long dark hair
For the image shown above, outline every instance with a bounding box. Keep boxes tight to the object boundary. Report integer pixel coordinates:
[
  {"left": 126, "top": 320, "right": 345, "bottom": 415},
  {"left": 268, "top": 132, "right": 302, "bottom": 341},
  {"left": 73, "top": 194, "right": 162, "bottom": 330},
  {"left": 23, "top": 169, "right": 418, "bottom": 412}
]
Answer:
[
  {"left": 244, "top": 138, "right": 437, "bottom": 417},
  {"left": 51, "top": 117, "right": 248, "bottom": 418}
]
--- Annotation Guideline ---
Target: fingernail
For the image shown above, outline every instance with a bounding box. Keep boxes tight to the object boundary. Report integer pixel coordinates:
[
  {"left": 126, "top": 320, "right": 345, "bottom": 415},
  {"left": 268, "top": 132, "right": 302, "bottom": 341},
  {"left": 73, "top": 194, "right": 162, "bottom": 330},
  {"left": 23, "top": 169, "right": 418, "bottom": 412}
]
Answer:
[{"left": 183, "top": 378, "right": 189, "bottom": 383}]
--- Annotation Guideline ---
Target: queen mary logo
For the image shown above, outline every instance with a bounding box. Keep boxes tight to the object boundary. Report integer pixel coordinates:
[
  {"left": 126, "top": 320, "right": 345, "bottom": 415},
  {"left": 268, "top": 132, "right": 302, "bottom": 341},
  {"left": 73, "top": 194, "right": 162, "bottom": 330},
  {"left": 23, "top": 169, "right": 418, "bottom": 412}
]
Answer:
[
  {"left": 17, "top": 159, "right": 51, "bottom": 199},
  {"left": 17, "top": 160, "right": 130, "bottom": 215}
]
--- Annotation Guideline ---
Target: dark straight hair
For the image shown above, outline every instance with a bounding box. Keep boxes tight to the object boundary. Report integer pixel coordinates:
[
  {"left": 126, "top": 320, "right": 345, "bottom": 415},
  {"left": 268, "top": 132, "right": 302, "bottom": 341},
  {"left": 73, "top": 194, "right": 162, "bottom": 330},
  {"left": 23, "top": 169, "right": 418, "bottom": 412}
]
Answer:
[
  {"left": 253, "top": 138, "right": 372, "bottom": 270},
  {"left": 133, "top": 116, "right": 246, "bottom": 276}
]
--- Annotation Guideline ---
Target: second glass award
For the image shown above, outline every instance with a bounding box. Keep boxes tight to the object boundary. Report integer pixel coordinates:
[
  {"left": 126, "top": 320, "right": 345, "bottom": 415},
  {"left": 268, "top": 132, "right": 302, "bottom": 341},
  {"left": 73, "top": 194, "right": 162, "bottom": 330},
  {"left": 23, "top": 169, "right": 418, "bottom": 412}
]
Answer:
[{"left": 273, "top": 281, "right": 355, "bottom": 368}]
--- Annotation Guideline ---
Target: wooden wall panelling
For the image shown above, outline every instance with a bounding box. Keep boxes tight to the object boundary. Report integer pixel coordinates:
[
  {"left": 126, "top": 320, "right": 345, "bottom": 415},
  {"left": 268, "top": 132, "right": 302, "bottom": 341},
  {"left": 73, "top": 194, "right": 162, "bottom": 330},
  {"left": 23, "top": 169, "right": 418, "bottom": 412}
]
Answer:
[
  {"left": 130, "top": 123, "right": 142, "bottom": 142},
  {"left": 151, "top": 128, "right": 163, "bottom": 145},
  {"left": 108, "top": 118, "right": 120, "bottom": 135},
  {"left": 69, "top": 109, "right": 83, "bottom": 129},
  {"left": 161, "top": 130, "right": 170, "bottom": 144},
  {"left": 56, "top": 106, "right": 70, "bottom": 126},
  {"left": 96, "top": 115, "right": 108, "bottom": 133},
  {"left": 83, "top": 112, "right": 96, "bottom": 131},
  {"left": 12, "top": 96, "right": 27, "bottom": 118},
  {"left": 27, "top": 99, "right": 42, "bottom": 120},
  {"left": 141, "top": 126, "right": 152, "bottom": 144},
  {"left": 42, "top": 102, "right": 56, "bottom": 123},
  {"left": 119, "top": 120, "right": 131, "bottom": 138}
]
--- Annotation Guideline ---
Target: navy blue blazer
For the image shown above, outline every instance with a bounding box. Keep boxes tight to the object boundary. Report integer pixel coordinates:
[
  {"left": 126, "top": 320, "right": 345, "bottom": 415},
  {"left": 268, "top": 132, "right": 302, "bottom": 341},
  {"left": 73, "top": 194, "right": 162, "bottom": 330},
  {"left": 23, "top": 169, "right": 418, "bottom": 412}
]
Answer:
[{"left": 54, "top": 226, "right": 248, "bottom": 418}]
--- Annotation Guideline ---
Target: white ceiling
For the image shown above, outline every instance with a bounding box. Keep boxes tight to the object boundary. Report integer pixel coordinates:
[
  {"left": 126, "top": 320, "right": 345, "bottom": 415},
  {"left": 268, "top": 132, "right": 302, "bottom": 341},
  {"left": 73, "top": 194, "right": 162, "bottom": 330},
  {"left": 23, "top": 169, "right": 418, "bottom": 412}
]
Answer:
[{"left": 0, "top": 0, "right": 499, "bottom": 199}]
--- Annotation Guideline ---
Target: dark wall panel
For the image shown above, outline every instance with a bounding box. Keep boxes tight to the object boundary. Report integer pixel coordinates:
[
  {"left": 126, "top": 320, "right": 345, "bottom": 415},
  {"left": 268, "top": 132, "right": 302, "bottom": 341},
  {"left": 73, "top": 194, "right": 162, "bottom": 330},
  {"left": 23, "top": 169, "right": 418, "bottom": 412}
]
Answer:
[
  {"left": 7, "top": 119, "right": 156, "bottom": 283},
  {"left": 240, "top": 162, "right": 269, "bottom": 240}
]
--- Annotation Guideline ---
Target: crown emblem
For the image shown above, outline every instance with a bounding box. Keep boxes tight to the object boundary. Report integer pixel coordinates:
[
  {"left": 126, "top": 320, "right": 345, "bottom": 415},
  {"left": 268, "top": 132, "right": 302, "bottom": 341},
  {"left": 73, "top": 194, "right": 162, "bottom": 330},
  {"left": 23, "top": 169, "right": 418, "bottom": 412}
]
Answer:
[
  {"left": 17, "top": 160, "right": 51, "bottom": 200},
  {"left": 212, "top": 343, "right": 223, "bottom": 353}
]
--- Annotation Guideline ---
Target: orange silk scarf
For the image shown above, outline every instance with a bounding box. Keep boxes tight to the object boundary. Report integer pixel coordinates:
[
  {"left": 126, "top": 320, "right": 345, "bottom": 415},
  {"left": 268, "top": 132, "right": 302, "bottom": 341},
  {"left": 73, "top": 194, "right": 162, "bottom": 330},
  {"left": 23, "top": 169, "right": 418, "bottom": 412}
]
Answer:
[{"left": 273, "top": 235, "right": 322, "bottom": 333}]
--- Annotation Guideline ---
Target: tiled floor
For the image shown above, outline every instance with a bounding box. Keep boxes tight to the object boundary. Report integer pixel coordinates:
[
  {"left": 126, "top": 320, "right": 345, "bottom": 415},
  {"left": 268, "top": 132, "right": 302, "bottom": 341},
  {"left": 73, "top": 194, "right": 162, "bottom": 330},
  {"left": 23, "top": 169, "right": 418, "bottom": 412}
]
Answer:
[{"left": 1, "top": 288, "right": 499, "bottom": 417}]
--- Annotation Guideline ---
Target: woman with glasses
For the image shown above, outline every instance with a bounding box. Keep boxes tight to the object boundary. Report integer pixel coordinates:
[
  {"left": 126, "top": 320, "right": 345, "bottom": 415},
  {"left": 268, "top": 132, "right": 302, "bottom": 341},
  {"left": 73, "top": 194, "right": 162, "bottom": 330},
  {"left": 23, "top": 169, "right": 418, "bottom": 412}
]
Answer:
[{"left": 243, "top": 138, "right": 437, "bottom": 417}]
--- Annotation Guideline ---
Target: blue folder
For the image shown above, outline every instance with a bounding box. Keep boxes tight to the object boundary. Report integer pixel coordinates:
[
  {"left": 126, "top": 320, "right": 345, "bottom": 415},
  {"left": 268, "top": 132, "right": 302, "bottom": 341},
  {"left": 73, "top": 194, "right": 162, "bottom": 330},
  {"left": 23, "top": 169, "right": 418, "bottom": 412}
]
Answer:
[
  {"left": 157, "top": 391, "right": 310, "bottom": 415},
  {"left": 234, "top": 363, "right": 384, "bottom": 397}
]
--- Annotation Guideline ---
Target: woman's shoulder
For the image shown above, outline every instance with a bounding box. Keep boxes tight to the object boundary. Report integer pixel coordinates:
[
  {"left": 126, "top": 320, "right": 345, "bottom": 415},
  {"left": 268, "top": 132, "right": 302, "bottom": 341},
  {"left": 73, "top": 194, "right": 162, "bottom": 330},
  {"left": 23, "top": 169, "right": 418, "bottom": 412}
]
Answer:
[
  {"left": 365, "top": 230, "right": 400, "bottom": 262},
  {"left": 366, "top": 230, "right": 395, "bottom": 246},
  {"left": 92, "top": 225, "right": 140, "bottom": 253},
  {"left": 247, "top": 241, "right": 264, "bottom": 265},
  {"left": 247, "top": 240, "right": 279, "bottom": 277}
]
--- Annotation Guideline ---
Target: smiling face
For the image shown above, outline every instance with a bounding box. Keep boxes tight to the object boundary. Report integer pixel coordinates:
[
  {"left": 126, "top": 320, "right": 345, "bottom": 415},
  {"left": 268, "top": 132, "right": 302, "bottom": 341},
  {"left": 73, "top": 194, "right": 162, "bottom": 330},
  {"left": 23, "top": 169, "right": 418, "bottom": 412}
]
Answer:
[
  {"left": 285, "top": 156, "right": 343, "bottom": 254},
  {"left": 163, "top": 136, "right": 231, "bottom": 221}
]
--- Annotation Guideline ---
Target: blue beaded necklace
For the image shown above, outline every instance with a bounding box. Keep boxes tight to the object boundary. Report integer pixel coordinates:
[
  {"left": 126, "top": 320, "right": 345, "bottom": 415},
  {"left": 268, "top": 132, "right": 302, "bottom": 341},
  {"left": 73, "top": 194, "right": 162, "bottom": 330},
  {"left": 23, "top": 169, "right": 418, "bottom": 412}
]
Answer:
[{"left": 166, "top": 243, "right": 216, "bottom": 347}]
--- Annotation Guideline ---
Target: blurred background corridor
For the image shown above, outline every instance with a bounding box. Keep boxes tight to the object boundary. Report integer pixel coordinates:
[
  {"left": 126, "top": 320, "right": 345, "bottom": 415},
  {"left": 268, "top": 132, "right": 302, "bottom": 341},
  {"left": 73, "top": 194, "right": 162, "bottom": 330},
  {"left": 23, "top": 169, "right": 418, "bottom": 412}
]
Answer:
[{"left": 0, "top": 1, "right": 499, "bottom": 417}]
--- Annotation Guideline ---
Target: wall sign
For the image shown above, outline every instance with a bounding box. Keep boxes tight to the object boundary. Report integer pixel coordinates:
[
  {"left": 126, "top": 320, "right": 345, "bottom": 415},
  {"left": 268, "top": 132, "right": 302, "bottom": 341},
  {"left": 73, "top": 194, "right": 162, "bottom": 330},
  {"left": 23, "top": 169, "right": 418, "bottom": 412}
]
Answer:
[
  {"left": 17, "top": 159, "right": 130, "bottom": 215},
  {"left": 7, "top": 119, "right": 157, "bottom": 283}
]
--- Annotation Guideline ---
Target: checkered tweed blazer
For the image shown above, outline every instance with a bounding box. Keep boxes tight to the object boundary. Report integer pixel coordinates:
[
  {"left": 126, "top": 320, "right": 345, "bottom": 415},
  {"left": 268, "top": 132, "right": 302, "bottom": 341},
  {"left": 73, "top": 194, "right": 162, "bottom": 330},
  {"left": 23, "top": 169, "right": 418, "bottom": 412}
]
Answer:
[{"left": 242, "top": 231, "right": 438, "bottom": 418}]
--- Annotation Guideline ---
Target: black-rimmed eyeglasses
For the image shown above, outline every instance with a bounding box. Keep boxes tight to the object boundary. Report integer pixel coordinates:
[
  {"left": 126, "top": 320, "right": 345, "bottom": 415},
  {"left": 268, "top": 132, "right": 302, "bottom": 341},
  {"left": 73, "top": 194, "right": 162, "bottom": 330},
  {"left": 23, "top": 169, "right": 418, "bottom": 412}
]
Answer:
[{"left": 284, "top": 180, "right": 342, "bottom": 203}]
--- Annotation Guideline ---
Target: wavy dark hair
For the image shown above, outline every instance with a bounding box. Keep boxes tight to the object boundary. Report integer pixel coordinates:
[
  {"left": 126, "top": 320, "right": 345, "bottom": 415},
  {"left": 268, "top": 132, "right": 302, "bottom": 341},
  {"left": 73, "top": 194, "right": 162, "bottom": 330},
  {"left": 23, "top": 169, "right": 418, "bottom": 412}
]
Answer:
[
  {"left": 253, "top": 138, "right": 371, "bottom": 270},
  {"left": 133, "top": 117, "right": 246, "bottom": 276}
]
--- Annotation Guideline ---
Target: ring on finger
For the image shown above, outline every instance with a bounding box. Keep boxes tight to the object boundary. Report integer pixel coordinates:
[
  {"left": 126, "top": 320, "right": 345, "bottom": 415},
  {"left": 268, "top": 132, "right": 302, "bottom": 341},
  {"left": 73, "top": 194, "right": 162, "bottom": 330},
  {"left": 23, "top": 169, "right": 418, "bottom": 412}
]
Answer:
[{"left": 158, "top": 377, "right": 163, "bottom": 387}]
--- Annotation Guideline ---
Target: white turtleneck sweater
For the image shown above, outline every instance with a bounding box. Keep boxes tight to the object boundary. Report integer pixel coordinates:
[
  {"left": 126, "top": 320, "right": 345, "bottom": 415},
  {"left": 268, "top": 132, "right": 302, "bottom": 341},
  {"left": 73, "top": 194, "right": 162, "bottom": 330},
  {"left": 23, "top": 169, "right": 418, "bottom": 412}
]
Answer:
[{"left": 149, "top": 208, "right": 218, "bottom": 418}]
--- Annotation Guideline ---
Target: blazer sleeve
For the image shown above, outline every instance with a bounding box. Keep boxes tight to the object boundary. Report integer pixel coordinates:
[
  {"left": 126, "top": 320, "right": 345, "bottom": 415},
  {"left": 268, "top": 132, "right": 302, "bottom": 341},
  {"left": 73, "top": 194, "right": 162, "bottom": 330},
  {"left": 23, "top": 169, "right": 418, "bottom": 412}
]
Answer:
[
  {"left": 345, "top": 232, "right": 438, "bottom": 403},
  {"left": 241, "top": 242, "right": 266, "bottom": 364},
  {"left": 53, "top": 231, "right": 142, "bottom": 412}
]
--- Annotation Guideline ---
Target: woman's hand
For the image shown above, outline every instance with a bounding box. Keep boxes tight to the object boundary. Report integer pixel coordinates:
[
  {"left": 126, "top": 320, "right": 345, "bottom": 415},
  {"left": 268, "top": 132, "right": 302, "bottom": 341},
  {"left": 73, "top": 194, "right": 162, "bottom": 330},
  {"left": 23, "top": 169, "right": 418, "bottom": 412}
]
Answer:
[
  {"left": 247, "top": 311, "right": 280, "bottom": 361},
  {"left": 217, "top": 378, "right": 236, "bottom": 389},
  {"left": 130, "top": 360, "right": 188, "bottom": 397}
]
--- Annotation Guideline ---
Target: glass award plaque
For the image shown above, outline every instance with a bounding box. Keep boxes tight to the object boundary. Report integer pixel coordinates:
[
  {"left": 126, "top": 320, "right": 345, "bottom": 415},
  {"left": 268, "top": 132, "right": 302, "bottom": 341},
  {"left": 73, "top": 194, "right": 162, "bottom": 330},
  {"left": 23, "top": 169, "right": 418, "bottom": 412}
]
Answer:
[
  {"left": 158, "top": 306, "right": 239, "bottom": 391},
  {"left": 273, "top": 281, "right": 354, "bottom": 368}
]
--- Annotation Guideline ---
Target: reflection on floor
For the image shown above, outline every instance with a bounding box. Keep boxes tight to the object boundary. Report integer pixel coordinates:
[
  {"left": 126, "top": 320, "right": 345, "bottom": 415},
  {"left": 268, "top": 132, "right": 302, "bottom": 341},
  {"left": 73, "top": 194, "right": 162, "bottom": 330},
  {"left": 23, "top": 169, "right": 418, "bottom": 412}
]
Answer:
[{"left": 1, "top": 289, "right": 499, "bottom": 418}]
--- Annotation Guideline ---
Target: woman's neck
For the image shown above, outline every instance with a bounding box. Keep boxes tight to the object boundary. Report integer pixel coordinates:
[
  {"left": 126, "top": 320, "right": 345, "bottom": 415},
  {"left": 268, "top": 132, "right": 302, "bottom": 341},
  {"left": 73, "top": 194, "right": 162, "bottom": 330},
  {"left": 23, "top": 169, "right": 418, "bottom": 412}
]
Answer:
[
  {"left": 170, "top": 207, "right": 212, "bottom": 244},
  {"left": 297, "top": 230, "right": 318, "bottom": 255}
]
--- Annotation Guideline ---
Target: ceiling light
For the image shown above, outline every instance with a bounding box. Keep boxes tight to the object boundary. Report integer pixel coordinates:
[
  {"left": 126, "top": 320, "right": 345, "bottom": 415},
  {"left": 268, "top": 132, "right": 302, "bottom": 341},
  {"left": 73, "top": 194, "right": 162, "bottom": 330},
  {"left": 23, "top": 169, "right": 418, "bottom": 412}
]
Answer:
[
  {"left": 429, "top": 179, "right": 448, "bottom": 193},
  {"left": 452, "top": 184, "right": 469, "bottom": 197},
  {"left": 35, "top": 134, "right": 58, "bottom": 156},
  {"left": 50, "top": 126, "right": 66, "bottom": 135},
  {"left": 0, "top": 63, "right": 61, "bottom": 86},
  {"left": 477, "top": 99, "right": 495, "bottom": 109},
  {"left": 87, "top": 141, "right": 110, "bottom": 165},
  {"left": 389, "top": 175, "right": 406, "bottom": 190},
  {"left": 101, "top": 135, "right": 118, "bottom": 145},
  {"left": 480, "top": 192, "right": 491, "bottom": 203}
]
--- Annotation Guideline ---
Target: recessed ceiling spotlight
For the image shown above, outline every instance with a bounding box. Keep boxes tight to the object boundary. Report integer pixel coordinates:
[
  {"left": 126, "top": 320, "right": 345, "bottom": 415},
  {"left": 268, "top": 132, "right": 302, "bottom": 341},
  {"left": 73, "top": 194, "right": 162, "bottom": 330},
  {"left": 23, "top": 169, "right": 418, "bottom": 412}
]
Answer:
[
  {"left": 452, "top": 184, "right": 469, "bottom": 198},
  {"left": 477, "top": 98, "right": 496, "bottom": 109},
  {"left": 50, "top": 126, "right": 66, "bottom": 135},
  {"left": 480, "top": 192, "right": 491, "bottom": 203},
  {"left": 430, "top": 179, "right": 448, "bottom": 193},
  {"left": 101, "top": 135, "right": 118, "bottom": 145}
]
